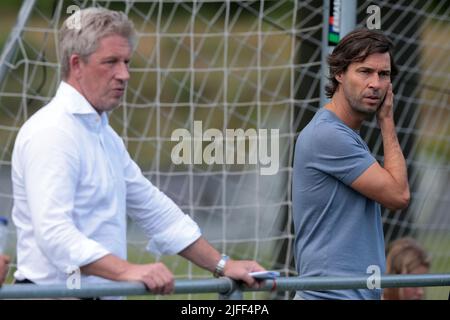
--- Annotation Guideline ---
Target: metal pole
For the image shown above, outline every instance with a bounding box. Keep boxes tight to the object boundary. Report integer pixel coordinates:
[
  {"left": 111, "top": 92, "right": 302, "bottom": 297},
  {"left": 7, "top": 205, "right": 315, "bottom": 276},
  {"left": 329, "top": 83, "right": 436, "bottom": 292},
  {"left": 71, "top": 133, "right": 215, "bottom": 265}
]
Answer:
[
  {"left": 0, "top": 0, "right": 37, "bottom": 85},
  {"left": 218, "top": 277, "right": 243, "bottom": 300},
  {"left": 340, "top": 0, "right": 357, "bottom": 37},
  {"left": 1, "top": 274, "right": 449, "bottom": 299},
  {"left": 256, "top": 274, "right": 450, "bottom": 292},
  {"left": 0, "top": 278, "right": 234, "bottom": 299},
  {"left": 320, "top": 0, "right": 357, "bottom": 107}
]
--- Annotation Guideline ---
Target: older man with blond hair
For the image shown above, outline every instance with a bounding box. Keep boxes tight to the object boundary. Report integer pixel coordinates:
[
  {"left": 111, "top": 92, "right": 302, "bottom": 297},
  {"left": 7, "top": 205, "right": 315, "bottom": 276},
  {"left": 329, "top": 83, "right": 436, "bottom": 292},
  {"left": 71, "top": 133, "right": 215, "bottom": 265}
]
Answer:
[{"left": 11, "top": 7, "right": 264, "bottom": 296}]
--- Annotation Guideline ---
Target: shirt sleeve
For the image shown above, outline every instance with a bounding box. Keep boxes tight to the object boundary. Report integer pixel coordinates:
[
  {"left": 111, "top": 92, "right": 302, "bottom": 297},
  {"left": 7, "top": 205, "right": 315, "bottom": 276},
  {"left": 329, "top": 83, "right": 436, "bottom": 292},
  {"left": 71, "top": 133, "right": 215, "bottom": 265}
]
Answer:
[
  {"left": 310, "top": 123, "right": 376, "bottom": 186},
  {"left": 20, "top": 127, "right": 110, "bottom": 272},
  {"left": 120, "top": 140, "right": 201, "bottom": 256}
]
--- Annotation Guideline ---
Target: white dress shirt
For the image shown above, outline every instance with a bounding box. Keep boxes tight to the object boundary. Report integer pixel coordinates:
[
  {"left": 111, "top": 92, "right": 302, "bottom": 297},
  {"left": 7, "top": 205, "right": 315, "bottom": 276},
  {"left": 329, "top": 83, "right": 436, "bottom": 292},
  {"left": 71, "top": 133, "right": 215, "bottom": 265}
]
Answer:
[{"left": 11, "top": 81, "right": 201, "bottom": 285}]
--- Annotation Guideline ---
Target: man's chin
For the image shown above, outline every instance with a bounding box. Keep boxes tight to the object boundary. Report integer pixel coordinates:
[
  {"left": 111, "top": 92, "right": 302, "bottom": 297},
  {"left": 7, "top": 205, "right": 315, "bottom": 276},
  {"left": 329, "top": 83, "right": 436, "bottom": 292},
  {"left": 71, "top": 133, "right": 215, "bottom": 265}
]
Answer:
[
  {"left": 105, "top": 99, "right": 122, "bottom": 110},
  {"left": 352, "top": 104, "right": 378, "bottom": 117},
  {"left": 367, "top": 105, "right": 379, "bottom": 115}
]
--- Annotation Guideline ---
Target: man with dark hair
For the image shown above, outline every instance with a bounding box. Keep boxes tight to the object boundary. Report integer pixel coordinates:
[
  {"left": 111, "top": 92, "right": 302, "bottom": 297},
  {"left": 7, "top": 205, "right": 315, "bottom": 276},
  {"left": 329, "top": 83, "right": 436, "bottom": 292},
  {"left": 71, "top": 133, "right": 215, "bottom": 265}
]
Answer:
[{"left": 292, "top": 28, "right": 410, "bottom": 300}]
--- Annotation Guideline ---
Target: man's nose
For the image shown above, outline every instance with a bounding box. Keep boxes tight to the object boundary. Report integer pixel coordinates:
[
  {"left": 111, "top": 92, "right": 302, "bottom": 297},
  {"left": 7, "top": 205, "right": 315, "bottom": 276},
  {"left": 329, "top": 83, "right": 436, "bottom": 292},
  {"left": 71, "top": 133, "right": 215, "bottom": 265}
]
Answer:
[
  {"left": 116, "top": 62, "right": 130, "bottom": 81},
  {"left": 368, "top": 74, "right": 381, "bottom": 90}
]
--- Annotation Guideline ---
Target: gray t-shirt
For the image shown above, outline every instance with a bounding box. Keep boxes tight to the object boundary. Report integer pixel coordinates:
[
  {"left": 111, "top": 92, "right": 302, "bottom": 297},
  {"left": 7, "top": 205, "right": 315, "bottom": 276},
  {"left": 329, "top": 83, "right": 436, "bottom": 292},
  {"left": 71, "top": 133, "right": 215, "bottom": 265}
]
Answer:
[{"left": 293, "top": 108, "right": 385, "bottom": 300}]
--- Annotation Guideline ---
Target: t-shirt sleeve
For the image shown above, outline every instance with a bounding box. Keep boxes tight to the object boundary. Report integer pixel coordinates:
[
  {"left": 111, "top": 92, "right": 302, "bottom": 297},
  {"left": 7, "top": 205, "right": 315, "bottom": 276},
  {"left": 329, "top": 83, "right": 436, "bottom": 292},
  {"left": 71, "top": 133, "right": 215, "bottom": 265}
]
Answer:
[{"left": 310, "top": 123, "right": 376, "bottom": 186}]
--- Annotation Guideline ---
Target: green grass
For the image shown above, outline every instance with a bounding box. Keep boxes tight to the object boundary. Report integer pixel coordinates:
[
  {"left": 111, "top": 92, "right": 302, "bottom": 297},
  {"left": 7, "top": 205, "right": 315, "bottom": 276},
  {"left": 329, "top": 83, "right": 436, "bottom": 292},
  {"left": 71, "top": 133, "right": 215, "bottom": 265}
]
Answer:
[{"left": 419, "top": 231, "right": 450, "bottom": 300}]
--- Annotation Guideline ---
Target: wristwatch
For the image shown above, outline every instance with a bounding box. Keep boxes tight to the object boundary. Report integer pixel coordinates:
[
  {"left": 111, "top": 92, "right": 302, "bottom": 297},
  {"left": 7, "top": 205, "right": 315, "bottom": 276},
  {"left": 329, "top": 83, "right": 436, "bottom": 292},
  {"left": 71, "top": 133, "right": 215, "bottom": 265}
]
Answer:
[{"left": 213, "top": 254, "right": 229, "bottom": 278}]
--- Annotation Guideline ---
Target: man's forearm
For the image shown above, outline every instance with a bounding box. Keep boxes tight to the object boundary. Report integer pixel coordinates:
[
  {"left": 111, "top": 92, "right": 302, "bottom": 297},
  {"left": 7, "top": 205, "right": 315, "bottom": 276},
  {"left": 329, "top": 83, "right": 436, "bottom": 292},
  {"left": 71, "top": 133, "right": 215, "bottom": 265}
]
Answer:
[
  {"left": 179, "top": 237, "right": 264, "bottom": 287},
  {"left": 81, "top": 254, "right": 175, "bottom": 294},
  {"left": 80, "top": 254, "right": 130, "bottom": 281},
  {"left": 178, "top": 237, "right": 221, "bottom": 273},
  {"left": 379, "top": 118, "right": 409, "bottom": 198}
]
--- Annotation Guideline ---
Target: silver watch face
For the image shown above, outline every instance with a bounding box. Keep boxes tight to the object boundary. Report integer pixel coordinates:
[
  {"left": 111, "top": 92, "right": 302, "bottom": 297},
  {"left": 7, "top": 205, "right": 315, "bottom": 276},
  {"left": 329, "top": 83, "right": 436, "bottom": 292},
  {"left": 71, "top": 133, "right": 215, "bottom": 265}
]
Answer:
[{"left": 214, "top": 255, "right": 229, "bottom": 277}]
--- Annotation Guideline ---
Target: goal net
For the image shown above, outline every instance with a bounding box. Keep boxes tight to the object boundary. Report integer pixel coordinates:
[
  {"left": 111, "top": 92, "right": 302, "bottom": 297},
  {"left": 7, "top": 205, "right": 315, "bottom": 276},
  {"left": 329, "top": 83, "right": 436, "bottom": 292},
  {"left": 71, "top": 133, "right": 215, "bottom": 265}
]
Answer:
[
  {"left": 0, "top": 0, "right": 448, "bottom": 299},
  {"left": 355, "top": 0, "right": 450, "bottom": 300}
]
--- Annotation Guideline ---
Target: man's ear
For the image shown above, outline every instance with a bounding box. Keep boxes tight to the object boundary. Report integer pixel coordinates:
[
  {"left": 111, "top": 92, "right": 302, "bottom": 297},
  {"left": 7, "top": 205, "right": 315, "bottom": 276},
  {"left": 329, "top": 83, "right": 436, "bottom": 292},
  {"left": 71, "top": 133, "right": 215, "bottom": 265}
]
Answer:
[
  {"left": 69, "top": 54, "right": 82, "bottom": 79},
  {"left": 335, "top": 72, "right": 344, "bottom": 84}
]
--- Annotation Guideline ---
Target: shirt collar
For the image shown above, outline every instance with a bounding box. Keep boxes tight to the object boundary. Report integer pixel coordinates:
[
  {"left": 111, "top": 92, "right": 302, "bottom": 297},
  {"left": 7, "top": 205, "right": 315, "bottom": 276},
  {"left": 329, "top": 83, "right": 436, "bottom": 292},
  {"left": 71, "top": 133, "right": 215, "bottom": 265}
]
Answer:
[{"left": 55, "top": 81, "right": 109, "bottom": 130}]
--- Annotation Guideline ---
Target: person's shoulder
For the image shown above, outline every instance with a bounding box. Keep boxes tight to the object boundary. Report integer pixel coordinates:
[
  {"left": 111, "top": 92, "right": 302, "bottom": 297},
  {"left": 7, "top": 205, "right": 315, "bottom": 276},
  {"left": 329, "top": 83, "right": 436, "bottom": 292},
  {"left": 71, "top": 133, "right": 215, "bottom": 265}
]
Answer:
[
  {"left": 21, "top": 98, "right": 73, "bottom": 130},
  {"left": 301, "top": 110, "right": 350, "bottom": 142},
  {"left": 317, "top": 109, "right": 353, "bottom": 131},
  {"left": 16, "top": 101, "right": 76, "bottom": 145}
]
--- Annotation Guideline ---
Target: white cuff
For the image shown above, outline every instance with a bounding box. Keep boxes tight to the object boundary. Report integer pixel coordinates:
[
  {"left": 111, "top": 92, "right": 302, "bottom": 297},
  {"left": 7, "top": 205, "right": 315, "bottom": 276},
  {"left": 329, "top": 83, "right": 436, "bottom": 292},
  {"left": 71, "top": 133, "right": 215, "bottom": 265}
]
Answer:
[{"left": 146, "top": 215, "right": 201, "bottom": 256}]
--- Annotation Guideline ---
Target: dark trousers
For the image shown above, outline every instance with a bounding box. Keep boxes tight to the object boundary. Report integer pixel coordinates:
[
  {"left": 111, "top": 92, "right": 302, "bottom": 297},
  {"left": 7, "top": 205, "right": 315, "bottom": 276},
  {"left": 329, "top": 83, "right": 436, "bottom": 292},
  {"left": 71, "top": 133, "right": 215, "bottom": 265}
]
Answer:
[{"left": 14, "top": 278, "right": 34, "bottom": 284}]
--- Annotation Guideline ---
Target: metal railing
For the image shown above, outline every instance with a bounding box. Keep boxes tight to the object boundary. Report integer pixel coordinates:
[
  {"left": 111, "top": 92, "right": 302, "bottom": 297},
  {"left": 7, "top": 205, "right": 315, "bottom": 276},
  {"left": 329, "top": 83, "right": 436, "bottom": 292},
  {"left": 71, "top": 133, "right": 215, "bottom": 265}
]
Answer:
[{"left": 1, "top": 274, "right": 449, "bottom": 299}]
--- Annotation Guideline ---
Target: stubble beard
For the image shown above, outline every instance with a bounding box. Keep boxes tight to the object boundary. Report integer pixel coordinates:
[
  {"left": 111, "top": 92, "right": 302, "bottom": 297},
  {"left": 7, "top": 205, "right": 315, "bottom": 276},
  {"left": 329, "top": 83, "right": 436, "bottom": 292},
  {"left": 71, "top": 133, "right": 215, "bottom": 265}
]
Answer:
[{"left": 345, "top": 88, "right": 380, "bottom": 119}]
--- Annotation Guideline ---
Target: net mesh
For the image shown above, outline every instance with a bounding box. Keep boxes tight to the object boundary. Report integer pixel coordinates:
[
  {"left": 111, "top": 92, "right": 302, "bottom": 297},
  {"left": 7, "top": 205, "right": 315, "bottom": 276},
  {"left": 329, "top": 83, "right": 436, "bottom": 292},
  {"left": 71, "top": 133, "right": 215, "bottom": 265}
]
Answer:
[{"left": 0, "top": 0, "right": 448, "bottom": 299}]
